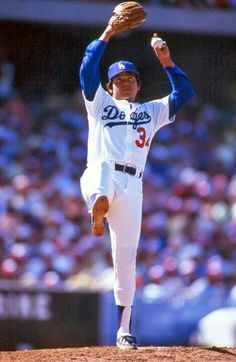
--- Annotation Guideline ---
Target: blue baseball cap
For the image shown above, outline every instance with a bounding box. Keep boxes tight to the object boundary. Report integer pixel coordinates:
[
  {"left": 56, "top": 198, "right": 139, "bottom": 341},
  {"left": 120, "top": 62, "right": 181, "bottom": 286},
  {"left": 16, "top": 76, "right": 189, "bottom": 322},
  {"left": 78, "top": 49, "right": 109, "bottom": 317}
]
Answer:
[{"left": 108, "top": 61, "right": 140, "bottom": 81}]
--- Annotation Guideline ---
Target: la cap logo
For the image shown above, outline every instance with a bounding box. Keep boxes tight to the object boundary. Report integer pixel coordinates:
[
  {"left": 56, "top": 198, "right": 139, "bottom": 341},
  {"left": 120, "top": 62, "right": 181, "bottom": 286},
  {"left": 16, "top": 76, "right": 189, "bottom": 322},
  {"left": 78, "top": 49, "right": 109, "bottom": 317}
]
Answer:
[{"left": 118, "top": 62, "right": 126, "bottom": 70}]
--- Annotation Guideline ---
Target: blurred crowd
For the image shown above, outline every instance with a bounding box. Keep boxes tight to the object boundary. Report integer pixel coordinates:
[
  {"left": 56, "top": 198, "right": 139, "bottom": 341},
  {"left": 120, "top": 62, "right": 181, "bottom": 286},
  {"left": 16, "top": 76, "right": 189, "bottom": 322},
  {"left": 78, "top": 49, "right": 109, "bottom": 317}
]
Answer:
[{"left": 0, "top": 57, "right": 236, "bottom": 309}]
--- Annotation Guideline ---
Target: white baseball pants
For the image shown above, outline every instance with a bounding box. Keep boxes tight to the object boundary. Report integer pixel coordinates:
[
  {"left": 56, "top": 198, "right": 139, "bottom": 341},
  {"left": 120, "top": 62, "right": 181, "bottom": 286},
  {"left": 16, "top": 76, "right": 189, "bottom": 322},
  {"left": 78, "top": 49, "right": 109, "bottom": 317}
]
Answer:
[{"left": 80, "top": 161, "right": 143, "bottom": 306}]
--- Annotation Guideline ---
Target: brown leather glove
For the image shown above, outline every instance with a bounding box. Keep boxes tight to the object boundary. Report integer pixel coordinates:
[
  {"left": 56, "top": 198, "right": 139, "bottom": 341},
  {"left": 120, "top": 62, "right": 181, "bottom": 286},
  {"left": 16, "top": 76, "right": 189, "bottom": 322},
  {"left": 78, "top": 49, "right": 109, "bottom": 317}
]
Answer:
[{"left": 108, "top": 2, "right": 147, "bottom": 32}]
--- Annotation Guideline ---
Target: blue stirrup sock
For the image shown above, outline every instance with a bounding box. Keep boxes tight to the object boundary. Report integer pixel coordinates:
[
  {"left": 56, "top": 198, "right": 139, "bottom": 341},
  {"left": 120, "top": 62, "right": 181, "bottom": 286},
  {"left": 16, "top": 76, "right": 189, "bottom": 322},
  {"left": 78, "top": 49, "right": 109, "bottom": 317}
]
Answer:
[{"left": 117, "top": 305, "right": 132, "bottom": 336}]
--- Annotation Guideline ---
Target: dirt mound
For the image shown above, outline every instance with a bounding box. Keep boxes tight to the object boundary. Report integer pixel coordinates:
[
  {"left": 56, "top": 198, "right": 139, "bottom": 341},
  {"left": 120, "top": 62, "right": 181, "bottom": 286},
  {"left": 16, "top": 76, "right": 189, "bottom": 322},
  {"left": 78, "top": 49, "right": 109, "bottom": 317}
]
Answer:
[{"left": 1, "top": 346, "right": 236, "bottom": 361}]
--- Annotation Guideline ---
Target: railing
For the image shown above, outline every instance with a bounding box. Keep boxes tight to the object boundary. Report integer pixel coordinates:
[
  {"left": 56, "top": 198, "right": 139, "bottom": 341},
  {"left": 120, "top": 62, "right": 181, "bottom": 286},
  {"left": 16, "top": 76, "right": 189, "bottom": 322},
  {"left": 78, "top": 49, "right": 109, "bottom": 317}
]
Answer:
[{"left": 0, "top": 0, "right": 236, "bottom": 35}]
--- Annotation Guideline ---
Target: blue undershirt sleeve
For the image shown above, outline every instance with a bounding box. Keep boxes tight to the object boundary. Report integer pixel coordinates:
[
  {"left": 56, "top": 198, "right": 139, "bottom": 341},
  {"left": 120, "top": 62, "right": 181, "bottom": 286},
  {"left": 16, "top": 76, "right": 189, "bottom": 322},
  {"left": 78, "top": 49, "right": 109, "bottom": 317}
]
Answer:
[
  {"left": 79, "top": 40, "right": 108, "bottom": 101},
  {"left": 164, "top": 66, "right": 195, "bottom": 119}
]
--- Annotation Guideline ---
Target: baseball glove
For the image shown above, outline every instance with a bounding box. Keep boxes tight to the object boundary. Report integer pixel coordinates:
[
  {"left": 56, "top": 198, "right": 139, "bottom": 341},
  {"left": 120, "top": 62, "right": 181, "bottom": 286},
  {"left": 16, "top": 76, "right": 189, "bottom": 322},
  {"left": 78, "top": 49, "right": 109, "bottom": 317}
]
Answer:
[{"left": 108, "top": 2, "right": 147, "bottom": 32}]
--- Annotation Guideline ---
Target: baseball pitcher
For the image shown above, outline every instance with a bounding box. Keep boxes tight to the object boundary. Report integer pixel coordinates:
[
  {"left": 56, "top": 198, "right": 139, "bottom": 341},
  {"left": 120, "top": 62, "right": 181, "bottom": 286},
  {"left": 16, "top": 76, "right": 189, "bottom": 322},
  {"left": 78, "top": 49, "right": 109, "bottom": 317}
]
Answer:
[{"left": 79, "top": 4, "right": 195, "bottom": 349}]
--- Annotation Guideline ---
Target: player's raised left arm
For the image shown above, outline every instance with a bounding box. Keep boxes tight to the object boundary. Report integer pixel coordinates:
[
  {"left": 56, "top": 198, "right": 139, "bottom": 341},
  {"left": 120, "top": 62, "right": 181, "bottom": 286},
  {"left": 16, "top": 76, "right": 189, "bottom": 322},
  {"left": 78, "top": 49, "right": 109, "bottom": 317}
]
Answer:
[{"left": 151, "top": 35, "right": 195, "bottom": 118}]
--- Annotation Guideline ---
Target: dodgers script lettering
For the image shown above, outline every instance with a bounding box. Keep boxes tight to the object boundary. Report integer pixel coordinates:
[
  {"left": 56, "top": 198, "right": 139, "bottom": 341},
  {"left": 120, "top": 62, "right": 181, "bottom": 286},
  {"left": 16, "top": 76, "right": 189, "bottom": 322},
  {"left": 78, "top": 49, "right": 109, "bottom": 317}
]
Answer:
[{"left": 102, "top": 105, "right": 151, "bottom": 129}]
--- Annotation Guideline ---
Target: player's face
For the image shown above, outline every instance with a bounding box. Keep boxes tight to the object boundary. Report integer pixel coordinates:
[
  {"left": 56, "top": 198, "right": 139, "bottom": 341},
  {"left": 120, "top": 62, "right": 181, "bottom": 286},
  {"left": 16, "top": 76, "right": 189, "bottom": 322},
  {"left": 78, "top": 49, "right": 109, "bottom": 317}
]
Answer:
[{"left": 111, "top": 72, "right": 140, "bottom": 102}]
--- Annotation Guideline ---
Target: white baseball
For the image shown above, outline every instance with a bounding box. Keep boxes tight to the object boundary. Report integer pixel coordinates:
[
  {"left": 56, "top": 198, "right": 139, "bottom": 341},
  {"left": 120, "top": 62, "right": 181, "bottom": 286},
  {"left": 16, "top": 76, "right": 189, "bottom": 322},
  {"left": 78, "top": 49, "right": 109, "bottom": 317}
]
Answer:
[{"left": 151, "top": 37, "right": 165, "bottom": 49}]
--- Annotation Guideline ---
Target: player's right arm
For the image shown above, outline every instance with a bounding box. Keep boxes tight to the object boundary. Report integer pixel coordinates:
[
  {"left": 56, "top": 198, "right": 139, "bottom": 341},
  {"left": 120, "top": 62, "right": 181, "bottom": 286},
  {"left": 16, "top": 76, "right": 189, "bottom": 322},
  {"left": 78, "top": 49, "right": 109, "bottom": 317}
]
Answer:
[{"left": 79, "top": 26, "right": 116, "bottom": 101}]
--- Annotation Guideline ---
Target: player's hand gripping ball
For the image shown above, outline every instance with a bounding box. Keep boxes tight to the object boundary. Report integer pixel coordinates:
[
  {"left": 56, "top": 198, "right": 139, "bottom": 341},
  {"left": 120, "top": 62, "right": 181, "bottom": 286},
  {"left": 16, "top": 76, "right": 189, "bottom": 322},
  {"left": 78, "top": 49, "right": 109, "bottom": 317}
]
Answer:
[
  {"left": 151, "top": 33, "right": 166, "bottom": 49},
  {"left": 108, "top": 1, "right": 147, "bottom": 32}
]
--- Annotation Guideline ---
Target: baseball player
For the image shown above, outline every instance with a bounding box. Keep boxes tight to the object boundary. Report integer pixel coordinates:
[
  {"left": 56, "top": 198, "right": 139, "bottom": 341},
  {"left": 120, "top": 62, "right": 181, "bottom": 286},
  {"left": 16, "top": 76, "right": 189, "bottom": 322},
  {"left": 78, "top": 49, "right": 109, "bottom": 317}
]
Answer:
[{"left": 79, "top": 24, "right": 195, "bottom": 349}]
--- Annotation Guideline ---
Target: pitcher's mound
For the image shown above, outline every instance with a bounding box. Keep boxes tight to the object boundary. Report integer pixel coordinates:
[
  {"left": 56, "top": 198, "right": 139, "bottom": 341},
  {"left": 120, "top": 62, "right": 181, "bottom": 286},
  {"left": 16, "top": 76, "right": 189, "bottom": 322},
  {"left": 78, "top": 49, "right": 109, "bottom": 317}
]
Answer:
[{"left": 1, "top": 346, "right": 236, "bottom": 361}]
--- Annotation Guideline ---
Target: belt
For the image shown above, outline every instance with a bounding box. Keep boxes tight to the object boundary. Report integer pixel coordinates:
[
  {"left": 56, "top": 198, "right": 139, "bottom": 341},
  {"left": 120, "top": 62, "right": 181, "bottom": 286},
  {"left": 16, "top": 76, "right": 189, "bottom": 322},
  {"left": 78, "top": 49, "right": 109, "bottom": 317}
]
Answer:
[{"left": 115, "top": 163, "right": 142, "bottom": 179}]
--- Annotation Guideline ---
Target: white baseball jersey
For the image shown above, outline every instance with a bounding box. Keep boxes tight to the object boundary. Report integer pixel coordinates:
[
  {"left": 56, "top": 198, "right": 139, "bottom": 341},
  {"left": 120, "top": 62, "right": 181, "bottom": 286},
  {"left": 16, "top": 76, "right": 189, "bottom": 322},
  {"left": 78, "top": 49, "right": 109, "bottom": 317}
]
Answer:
[{"left": 83, "top": 84, "right": 174, "bottom": 172}]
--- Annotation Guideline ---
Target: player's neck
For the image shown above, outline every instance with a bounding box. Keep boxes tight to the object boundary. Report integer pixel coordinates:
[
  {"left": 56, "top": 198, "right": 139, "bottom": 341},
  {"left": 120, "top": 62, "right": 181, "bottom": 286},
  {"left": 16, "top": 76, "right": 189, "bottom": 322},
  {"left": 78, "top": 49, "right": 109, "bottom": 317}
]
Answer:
[{"left": 113, "top": 96, "right": 136, "bottom": 103}]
